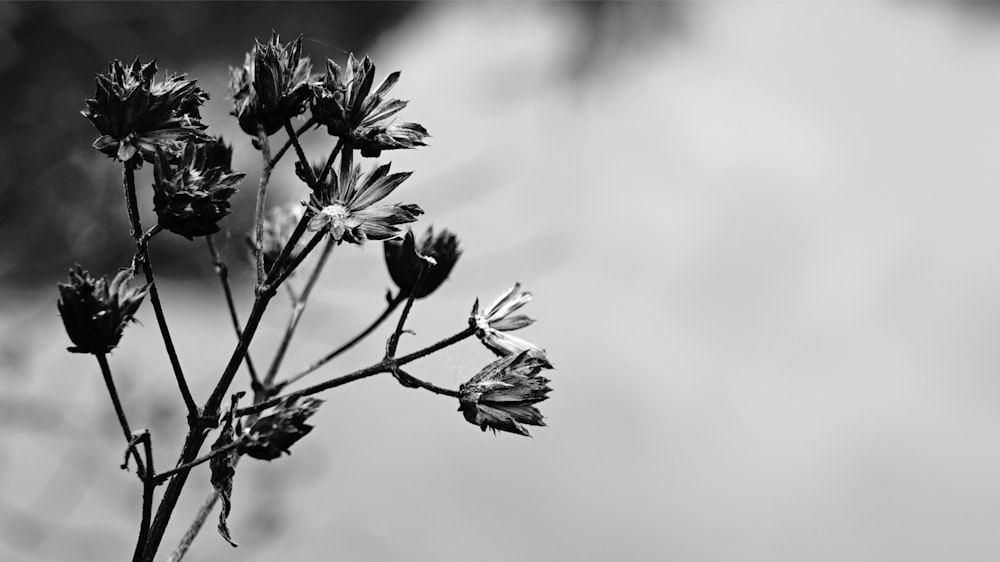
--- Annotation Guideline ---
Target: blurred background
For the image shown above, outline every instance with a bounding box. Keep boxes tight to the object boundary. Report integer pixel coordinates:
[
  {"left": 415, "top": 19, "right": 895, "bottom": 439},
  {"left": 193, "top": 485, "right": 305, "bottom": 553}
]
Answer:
[{"left": 2, "top": 1, "right": 1000, "bottom": 560}]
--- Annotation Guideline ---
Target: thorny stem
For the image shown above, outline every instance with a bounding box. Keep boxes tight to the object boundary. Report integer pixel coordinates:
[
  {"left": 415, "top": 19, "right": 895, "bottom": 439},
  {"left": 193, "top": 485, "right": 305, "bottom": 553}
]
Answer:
[
  {"left": 122, "top": 163, "right": 199, "bottom": 425},
  {"left": 254, "top": 128, "right": 273, "bottom": 293},
  {"left": 278, "top": 292, "right": 405, "bottom": 390},
  {"left": 205, "top": 236, "right": 262, "bottom": 392},
  {"left": 153, "top": 439, "right": 244, "bottom": 485},
  {"left": 263, "top": 236, "right": 337, "bottom": 389},
  {"left": 235, "top": 326, "right": 477, "bottom": 418}
]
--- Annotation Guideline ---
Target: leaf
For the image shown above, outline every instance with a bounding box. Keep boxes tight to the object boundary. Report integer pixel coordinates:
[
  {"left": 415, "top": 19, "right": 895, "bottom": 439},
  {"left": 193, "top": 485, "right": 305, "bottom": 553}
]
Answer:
[{"left": 210, "top": 394, "right": 243, "bottom": 548}]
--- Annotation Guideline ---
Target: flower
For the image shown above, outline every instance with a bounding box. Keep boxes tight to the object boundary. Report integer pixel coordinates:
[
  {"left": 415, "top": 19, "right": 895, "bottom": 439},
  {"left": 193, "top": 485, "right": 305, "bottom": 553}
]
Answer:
[
  {"left": 311, "top": 54, "right": 428, "bottom": 157},
  {"left": 203, "top": 136, "right": 235, "bottom": 172},
  {"left": 384, "top": 227, "right": 461, "bottom": 299},
  {"left": 230, "top": 33, "right": 313, "bottom": 137},
  {"left": 470, "top": 283, "right": 544, "bottom": 357},
  {"left": 458, "top": 351, "right": 553, "bottom": 436},
  {"left": 304, "top": 161, "right": 422, "bottom": 244},
  {"left": 57, "top": 266, "right": 147, "bottom": 354},
  {"left": 82, "top": 58, "right": 211, "bottom": 164},
  {"left": 152, "top": 143, "right": 245, "bottom": 240},
  {"left": 247, "top": 203, "right": 305, "bottom": 274},
  {"left": 239, "top": 397, "right": 323, "bottom": 460}
]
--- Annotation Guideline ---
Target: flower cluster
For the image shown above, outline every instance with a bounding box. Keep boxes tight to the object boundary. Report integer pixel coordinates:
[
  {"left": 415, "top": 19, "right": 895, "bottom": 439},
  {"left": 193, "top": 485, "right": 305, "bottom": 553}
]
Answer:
[
  {"left": 311, "top": 54, "right": 428, "bottom": 157},
  {"left": 458, "top": 351, "right": 553, "bottom": 436},
  {"left": 303, "top": 161, "right": 422, "bottom": 244},
  {"left": 470, "top": 283, "right": 544, "bottom": 357},
  {"left": 57, "top": 266, "right": 147, "bottom": 354},
  {"left": 230, "top": 33, "right": 313, "bottom": 137},
  {"left": 82, "top": 58, "right": 211, "bottom": 163},
  {"left": 384, "top": 227, "right": 461, "bottom": 299},
  {"left": 152, "top": 143, "right": 245, "bottom": 240}
]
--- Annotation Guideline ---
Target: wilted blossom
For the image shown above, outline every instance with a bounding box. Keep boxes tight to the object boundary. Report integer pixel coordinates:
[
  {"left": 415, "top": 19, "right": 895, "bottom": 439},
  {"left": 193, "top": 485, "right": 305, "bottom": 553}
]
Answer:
[
  {"left": 239, "top": 397, "right": 323, "bottom": 461},
  {"left": 82, "top": 58, "right": 211, "bottom": 164},
  {"left": 303, "top": 161, "right": 422, "bottom": 244},
  {"left": 311, "top": 54, "right": 428, "bottom": 157},
  {"left": 230, "top": 33, "right": 313, "bottom": 137},
  {"left": 247, "top": 204, "right": 305, "bottom": 274},
  {"left": 470, "top": 283, "right": 544, "bottom": 357},
  {"left": 153, "top": 143, "right": 245, "bottom": 240},
  {"left": 458, "top": 351, "right": 553, "bottom": 437},
  {"left": 202, "top": 136, "right": 235, "bottom": 172},
  {"left": 384, "top": 227, "right": 461, "bottom": 299},
  {"left": 57, "top": 266, "right": 147, "bottom": 354}
]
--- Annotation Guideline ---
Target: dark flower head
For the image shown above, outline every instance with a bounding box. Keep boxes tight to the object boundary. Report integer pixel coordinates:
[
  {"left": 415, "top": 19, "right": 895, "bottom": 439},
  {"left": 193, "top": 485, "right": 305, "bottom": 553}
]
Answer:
[
  {"left": 311, "top": 54, "right": 428, "bottom": 157},
  {"left": 57, "top": 266, "right": 147, "bottom": 354},
  {"left": 153, "top": 143, "right": 245, "bottom": 240},
  {"left": 470, "top": 283, "right": 544, "bottom": 357},
  {"left": 246, "top": 204, "right": 304, "bottom": 275},
  {"left": 384, "top": 227, "right": 461, "bottom": 299},
  {"left": 239, "top": 397, "right": 323, "bottom": 461},
  {"left": 202, "top": 136, "right": 234, "bottom": 173},
  {"left": 82, "top": 58, "right": 211, "bottom": 164},
  {"left": 230, "top": 33, "right": 313, "bottom": 137},
  {"left": 458, "top": 351, "right": 553, "bottom": 437},
  {"left": 304, "top": 161, "right": 422, "bottom": 245}
]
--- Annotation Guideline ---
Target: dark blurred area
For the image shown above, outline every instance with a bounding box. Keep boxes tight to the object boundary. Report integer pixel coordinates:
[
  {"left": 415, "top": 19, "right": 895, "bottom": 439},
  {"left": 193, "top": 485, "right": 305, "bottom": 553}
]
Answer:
[{"left": 0, "top": 1, "right": 680, "bottom": 287}]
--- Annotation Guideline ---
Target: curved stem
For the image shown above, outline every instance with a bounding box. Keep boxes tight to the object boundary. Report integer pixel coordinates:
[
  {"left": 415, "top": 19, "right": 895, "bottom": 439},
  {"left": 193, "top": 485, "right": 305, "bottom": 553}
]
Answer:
[
  {"left": 394, "top": 368, "right": 461, "bottom": 398},
  {"left": 122, "top": 162, "right": 199, "bottom": 424},
  {"left": 385, "top": 263, "right": 428, "bottom": 360},
  {"left": 95, "top": 352, "right": 144, "bottom": 475}
]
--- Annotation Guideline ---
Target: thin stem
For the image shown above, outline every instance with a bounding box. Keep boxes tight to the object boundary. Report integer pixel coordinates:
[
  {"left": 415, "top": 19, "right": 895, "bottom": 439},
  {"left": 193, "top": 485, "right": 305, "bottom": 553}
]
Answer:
[
  {"left": 270, "top": 230, "right": 325, "bottom": 291},
  {"left": 122, "top": 163, "right": 199, "bottom": 424},
  {"left": 131, "top": 431, "right": 155, "bottom": 562},
  {"left": 206, "top": 236, "right": 262, "bottom": 391},
  {"left": 268, "top": 116, "right": 317, "bottom": 169},
  {"left": 95, "top": 353, "right": 144, "bottom": 475},
  {"left": 153, "top": 439, "right": 243, "bottom": 485},
  {"left": 394, "top": 368, "right": 461, "bottom": 398},
  {"left": 283, "top": 119, "right": 316, "bottom": 187},
  {"left": 385, "top": 263, "right": 428, "bottom": 360},
  {"left": 236, "top": 326, "right": 477, "bottom": 418},
  {"left": 263, "top": 236, "right": 337, "bottom": 389},
  {"left": 254, "top": 128, "right": 274, "bottom": 292},
  {"left": 318, "top": 138, "right": 345, "bottom": 185},
  {"left": 167, "top": 477, "right": 221, "bottom": 562},
  {"left": 279, "top": 293, "right": 404, "bottom": 389}
]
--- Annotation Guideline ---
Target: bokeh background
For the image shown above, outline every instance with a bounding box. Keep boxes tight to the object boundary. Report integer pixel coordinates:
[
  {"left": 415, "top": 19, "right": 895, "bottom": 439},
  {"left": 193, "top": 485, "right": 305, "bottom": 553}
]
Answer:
[{"left": 2, "top": 1, "right": 1000, "bottom": 560}]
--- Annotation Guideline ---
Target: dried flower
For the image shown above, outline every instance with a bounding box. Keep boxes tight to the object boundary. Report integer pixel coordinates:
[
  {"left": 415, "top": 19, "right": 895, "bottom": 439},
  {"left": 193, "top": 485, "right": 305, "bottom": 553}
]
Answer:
[
  {"left": 458, "top": 351, "right": 553, "bottom": 436},
  {"left": 470, "top": 283, "right": 544, "bottom": 357},
  {"left": 57, "top": 266, "right": 147, "bottom": 354},
  {"left": 203, "top": 136, "right": 235, "bottom": 173},
  {"left": 384, "top": 227, "right": 461, "bottom": 299},
  {"left": 304, "top": 161, "right": 422, "bottom": 244},
  {"left": 239, "top": 397, "right": 323, "bottom": 461},
  {"left": 230, "top": 33, "right": 313, "bottom": 137},
  {"left": 311, "top": 54, "right": 428, "bottom": 157},
  {"left": 247, "top": 204, "right": 305, "bottom": 275},
  {"left": 152, "top": 143, "right": 245, "bottom": 240},
  {"left": 82, "top": 58, "right": 211, "bottom": 164}
]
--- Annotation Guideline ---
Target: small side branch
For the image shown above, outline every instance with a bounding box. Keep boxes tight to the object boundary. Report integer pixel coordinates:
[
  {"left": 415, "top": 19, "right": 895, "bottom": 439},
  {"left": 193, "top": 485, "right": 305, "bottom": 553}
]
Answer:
[{"left": 206, "top": 235, "right": 262, "bottom": 391}]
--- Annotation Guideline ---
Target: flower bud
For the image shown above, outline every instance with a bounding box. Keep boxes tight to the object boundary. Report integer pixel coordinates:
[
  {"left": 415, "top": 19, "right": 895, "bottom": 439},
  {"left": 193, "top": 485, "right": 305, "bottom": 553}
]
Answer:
[
  {"left": 458, "top": 351, "right": 553, "bottom": 436},
  {"left": 57, "top": 266, "right": 147, "bottom": 354},
  {"left": 230, "top": 33, "right": 313, "bottom": 137},
  {"left": 152, "top": 143, "right": 245, "bottom": 240},
  {"left": 384, "top": 227, "right": 461, "bottom": 299},
  {"left": 239, "top": 397, "right": 323, "bottom": 460}
]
